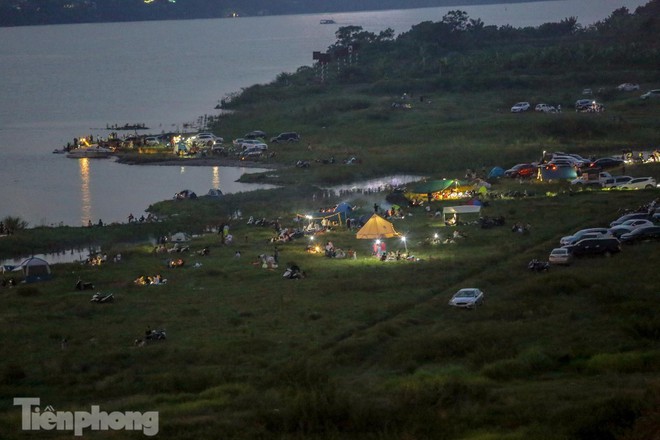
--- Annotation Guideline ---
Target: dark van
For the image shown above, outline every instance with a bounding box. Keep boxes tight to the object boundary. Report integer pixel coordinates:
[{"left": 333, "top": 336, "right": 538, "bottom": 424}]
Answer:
[
  {"left": 270, "top": 132, "right": 300, "bottom": 143},
  {"left": 565, "top": 237, "right": 621, "bottom": 257}
]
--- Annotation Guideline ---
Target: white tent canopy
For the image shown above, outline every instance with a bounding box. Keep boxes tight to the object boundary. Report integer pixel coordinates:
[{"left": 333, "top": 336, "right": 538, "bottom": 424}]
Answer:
[
  {"left": 443, "top": 205, "right": 481, "bottom": 224},
  {"left": 443, "top": 206, "right": 481, "bottom": 216}
]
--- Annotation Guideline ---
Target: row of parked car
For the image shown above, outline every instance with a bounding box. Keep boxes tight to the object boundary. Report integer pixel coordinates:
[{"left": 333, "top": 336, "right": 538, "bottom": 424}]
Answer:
[
  {"left": 222, "top": 131, "right": 301, "bottom": 158},
  {"left": 549, "top": 205, "right": 660, "bottom": 265},
  {"left": 504, "top": 152, "right": 628, "bottom": 180},
  {"left": 510, "top": 84, "right": 659, "bottom": 114}
]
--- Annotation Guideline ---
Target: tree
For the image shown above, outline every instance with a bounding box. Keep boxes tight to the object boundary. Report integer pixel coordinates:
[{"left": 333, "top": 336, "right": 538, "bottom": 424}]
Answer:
[{"left": 1, "top": 216, "right": 28, "bottom": 234}]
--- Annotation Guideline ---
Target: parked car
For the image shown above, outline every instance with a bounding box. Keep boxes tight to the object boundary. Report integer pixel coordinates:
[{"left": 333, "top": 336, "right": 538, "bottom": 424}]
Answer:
[
  {"left": 240, "top": 139, "right": 268, "bottom": 150},
  {"left": 510, "top": 102, "right": 530, "bottom": 113},
  {"left": 619, "top": 226, "right": 660, "bottom": 243},
  {"left": 615, "top": 177, "right": 657, "bottom": 190},
  {"left": 564, "top": 237, "right": 621, "bottom": 257},
  {"left": 535, "top": 103, "right": 556, "bottom": 113},
  {"left": 589, "top": 157, "right": 624, "bottom": 170},
  {"left": 560, "top": 228, "right": 610, "bottom": 246},
  {"left": 609, "top": 212, "right": 650, "bottom": 227},
  {"left": 617, "top": 83, "right": 640, "bottom": 92},
  {"left": 144, "top": 136, "right": 160, "bottom": 146},
  {"left": 616, "top": 219, "right": 654, "bottom": 230},
  {"left": 270, "top": 132, "right": 301, "bottom": 143},
  {"left": 211, "top": 145, "right": 228, "bottom": 156},
  {"left": 640, "top": 89, "right": 660, "bottom": 100},
  {"left": 232, "top": 138, "right": 247, "bottom": 147},
  {"left": 240, "top": 146, "right": 265, "bottom": 159},
  {"left": 448, "top": 288, "right": 484, "bottom": 309},
  {"left": 244, "top": 130, "right": 267, "bottom": 139},
  {"left": 193, "top": 133, "right": 222, "bottom": 146},
  {"left": 602, "top": 175, "right": 633, "bottom": 189},
  {"left": 504, "top": 163, "right": 537, "bottom": 179},
  {"left": 571, "top": 171, "right": 613, "bottom": 187},
  {"left": 549, "top": 247, "right": 573, "bottom": 265},
  {"left": 607, "top": 225, "right": 635, "bottom": 239},
  {"left": 561, "top": 231, "right": 611, "bottom": 247}
]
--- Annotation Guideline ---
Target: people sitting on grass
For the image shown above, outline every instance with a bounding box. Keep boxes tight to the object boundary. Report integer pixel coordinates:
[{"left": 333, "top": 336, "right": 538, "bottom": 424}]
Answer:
[
  {"left": 283, "top": 263, "right": 305, "bottom": 279},
  {"left": 324, "top": 241, "right": 336, "bottom": 257},
  {"left": 134, "top": 274, "right": 167, "bottom": 285},
  {"left": 168, "top": 243, "right": 189, "bottom": 253},
  {"left": 167, "top": 258, "right": 184, "bottom": 268},
  {"left": 511, "top": 223, "right": 530, "bottom": 234}
]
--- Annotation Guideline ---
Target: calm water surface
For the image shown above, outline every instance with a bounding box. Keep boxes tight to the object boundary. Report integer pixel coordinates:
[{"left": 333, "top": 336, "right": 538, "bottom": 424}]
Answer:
[{"left": 0, "top": 0, "right": 648, "bottom": 226}]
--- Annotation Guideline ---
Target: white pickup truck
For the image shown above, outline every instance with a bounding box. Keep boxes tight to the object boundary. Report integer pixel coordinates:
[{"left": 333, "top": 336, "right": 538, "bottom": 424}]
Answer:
[{"left": 570, "top": 171, "right": 612, "bottom": 187}]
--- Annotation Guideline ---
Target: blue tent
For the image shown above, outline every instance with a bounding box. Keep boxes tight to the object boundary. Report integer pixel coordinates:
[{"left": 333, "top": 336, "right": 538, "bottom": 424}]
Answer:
[
  {"left": 334, "top": 202, "right": 352, "bottom": 221},
  {"left": 488, "top": 167, "right": 505, "bottom": 178}
]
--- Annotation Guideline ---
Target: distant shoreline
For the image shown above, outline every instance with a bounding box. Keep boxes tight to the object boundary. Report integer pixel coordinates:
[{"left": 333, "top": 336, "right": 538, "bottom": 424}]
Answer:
[
  {"left": 0, "top": 0, "right": 564, "bottom": 28},
  {"left": 114, "top": 154, "right": 282, "bottom": 170}
]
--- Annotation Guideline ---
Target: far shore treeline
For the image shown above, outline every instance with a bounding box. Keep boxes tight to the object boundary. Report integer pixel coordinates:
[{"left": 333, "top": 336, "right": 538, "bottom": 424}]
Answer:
[{"left": 2, "top": 0, "right": 560, "bottom": 27}]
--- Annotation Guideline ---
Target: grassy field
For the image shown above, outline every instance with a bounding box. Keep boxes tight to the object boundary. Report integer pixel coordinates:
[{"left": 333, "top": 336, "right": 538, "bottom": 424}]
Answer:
[
  {"left": 2, "top": 17, "right": 660, "bottom": 436},
  {"left": 215, "top": 83, "right": 660, "bottom": 186},
  {"left": 1, "top": 177, "right": 660, "bottom": 439}
]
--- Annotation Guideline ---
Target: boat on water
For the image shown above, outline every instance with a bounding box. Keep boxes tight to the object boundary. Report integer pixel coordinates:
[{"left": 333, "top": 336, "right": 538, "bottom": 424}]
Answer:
[
  {"left": 66, "top": 146, "right": 114, "bottom": 159},
  {"left": 320, "top": 19, "right": 336, "bottom": 24}
]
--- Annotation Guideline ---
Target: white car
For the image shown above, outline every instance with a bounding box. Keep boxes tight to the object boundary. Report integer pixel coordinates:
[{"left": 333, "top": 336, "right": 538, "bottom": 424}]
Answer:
[
  {"left": 535, "top": 103, "right": 556, "bottom": 113},
  {"left": 448, "top": 288, "right": 484, "bottom": 309},
  {"left": 617, "top": 83, "right": 640, "bottom": 92},
  {"left": 143, "top": 136, "right": 160, "bottom": 146},
  {"left": 193, "top": 133, "right": 222, "bottom": 146},
  {"left": 240, "top": 139, "right": 268, "bottom": 151},
  {"left": 616, "top": 177, "right": 656, "bottom": 190},
  {"left": 602, "top": 175, "right": 633, "bottom": 188},
  {"left": 640, "top": 89, "right": 660, "bottom": 100},
  {"left": 617, "top": 219, "right": 654, "bottom": 229},
  {"left": 511, "top": 102, "right": 530, "bottom": 113},
  {"left": 549, "top": 248, "right": 573, "bottom": 265},
  {"left": 610, "top": 212, "right": 651, "bottom": 227}
]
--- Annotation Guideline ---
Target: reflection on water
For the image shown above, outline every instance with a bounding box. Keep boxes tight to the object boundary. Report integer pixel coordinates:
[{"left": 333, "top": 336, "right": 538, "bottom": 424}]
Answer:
[
  {"left": 0, "top": 246, "right": 100, "bottom": 268},
  {"left": 212, "top": 166, "right": 220, "bottom": 190},
  {"left": 79, "top": 158, "right": 92, "bottom": 225}
]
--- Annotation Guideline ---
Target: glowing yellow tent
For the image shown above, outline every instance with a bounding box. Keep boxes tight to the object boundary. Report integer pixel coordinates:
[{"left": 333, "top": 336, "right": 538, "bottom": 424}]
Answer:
[{"left": 356, "top": 214, "right": 400, "bottom": 239}]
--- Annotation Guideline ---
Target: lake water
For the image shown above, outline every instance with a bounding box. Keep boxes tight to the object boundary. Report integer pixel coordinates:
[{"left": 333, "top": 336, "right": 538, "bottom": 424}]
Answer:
[{"left": 0, "top": 0, "right": 648, "bottom": 227}]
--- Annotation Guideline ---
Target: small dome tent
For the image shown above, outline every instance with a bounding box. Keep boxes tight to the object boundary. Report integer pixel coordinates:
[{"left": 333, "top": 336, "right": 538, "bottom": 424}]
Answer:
[
  {"left": 488, "top": 167, "right": 505, "bottom": 179},
  {"left": 19, "top": 257, "right": 52, "bottom": 283}
]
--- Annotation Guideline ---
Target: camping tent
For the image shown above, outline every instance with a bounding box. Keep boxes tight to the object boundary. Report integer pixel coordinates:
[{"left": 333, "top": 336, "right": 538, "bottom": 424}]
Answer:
[
  {"left": 405, "top": 179, "right": 475, "bottom": 203},
  {"left": 300, "top": 202, "right": 353, "bottom": 226},
  {"left": 17, "top": 257, "right": 52, "bottom": 283},
  {"left": 207, "top": 188, "right": 224, "bottom": 197},
  {"left": 170, "top": 232, "right": 191, "bottom": 242},
  {"left": 356, "top": 214, "right": 400, "bottom": 239},
  {"left": 488, "top": 167, "right": 505, "bottom": 179},
  {"left": 442, "top": 205, "right": 481, "bottom": 224}
]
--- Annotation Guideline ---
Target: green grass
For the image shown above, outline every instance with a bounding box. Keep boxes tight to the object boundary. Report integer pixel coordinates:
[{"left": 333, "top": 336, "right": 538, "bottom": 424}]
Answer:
[
  {"left": 1, "top": 184, "right": 660, "bottom": 438},
  {"left": 2, "top": 25, "right": 660, "bottom": 436}
]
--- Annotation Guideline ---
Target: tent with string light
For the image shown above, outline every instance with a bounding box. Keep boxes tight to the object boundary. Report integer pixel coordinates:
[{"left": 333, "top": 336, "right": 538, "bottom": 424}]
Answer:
[
  {"left": 356, "top": 214, "right": 400, "bottom": 239},
  {"left": 297, "top": 202, "right": 353, "bottom": 228}
]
